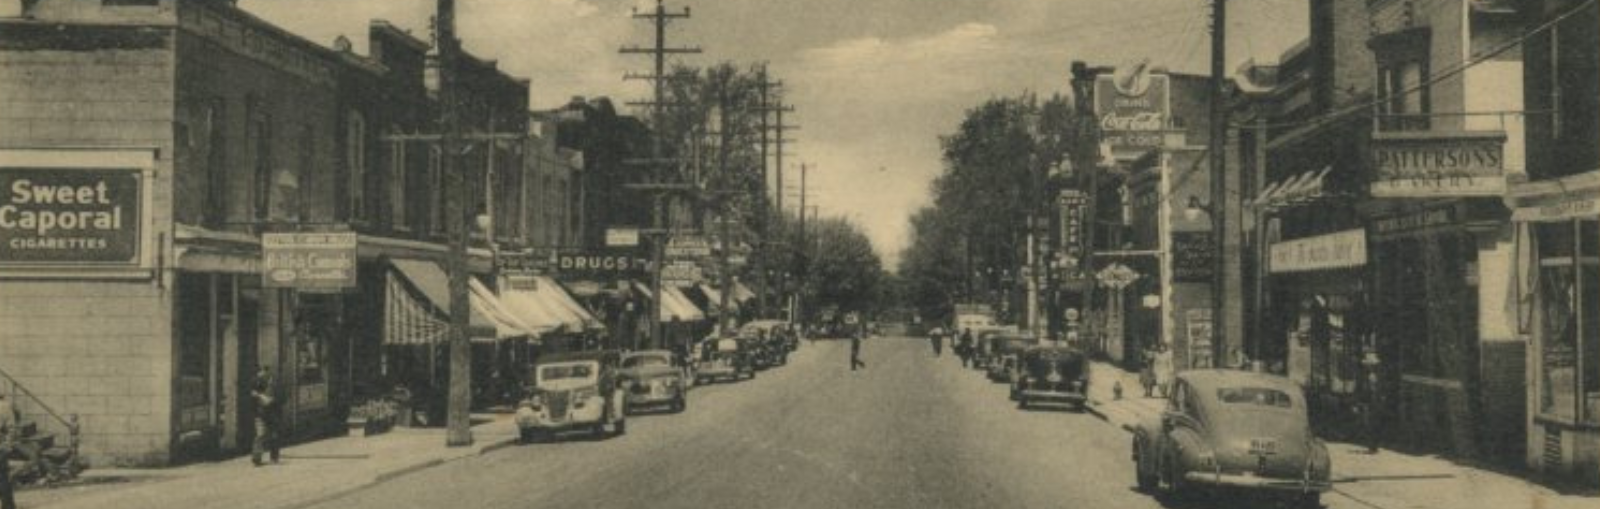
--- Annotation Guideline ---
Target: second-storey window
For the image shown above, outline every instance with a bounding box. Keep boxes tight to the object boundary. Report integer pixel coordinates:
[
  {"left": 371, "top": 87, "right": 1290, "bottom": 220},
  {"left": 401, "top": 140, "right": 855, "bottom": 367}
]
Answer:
[{"left": 346, "top": 111, "right": 367, "bottom": 222}]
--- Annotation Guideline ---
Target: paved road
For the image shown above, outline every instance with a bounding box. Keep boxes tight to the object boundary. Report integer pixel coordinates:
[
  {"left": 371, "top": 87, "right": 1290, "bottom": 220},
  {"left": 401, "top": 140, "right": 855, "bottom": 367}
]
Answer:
[{"left": 305, "top": 335, "right": 1164, "bottom": 509}]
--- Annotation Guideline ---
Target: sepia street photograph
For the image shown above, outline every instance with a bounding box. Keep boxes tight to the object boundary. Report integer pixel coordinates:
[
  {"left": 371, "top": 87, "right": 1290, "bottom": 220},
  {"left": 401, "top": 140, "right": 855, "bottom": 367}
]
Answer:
[{"left": 1, "top": 0, "right": 1599, "bottom": 508}]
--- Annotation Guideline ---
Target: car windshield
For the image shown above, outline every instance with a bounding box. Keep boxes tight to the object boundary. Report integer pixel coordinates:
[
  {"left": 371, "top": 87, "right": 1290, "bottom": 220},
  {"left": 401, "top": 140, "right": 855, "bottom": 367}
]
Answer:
[
  {"left": 1216, "top": 387, "right": 1294, "bottom": 408},
  {"left": 624, "top": 355, "right": 671, "bottom": 368},
  {"left": 539, "top": 363, "right": 596, "bottom": 382}
]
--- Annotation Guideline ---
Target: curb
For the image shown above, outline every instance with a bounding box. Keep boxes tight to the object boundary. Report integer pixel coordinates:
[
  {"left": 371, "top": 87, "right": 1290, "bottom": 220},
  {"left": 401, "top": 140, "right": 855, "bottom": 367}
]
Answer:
[{"left": 282, "top": 436, "right": 519, "bottom": 509}]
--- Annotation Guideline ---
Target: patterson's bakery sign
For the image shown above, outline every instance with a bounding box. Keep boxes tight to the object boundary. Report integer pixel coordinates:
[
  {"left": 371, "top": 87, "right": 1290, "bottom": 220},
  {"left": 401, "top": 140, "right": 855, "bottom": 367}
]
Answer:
[
  {"left": 0, "top": 150, "right": 151, "bottom": 268},
  {"left": 1094, "top": 62, "right": 1171, "bottom": 157}
]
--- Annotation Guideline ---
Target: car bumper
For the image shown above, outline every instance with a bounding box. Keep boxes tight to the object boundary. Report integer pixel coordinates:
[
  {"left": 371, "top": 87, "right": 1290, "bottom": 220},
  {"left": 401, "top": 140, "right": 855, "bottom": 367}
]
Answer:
[
  {"left": 515, "top": 403, "right": 605, "bottom": 430},
  {"left": 1019, "top": 390, "right": 1087, "bottom": 403},
  {"left": 624, "top": 391, "right": 679, "bottom": 406},
  {"left": 1183, "top": 471, "right": 1331, "bottom": 492}
]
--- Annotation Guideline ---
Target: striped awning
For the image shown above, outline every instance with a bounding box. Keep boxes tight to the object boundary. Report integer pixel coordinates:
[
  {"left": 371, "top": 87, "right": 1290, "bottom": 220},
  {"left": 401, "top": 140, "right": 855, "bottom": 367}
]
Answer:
[
  {"left": 383, "top": 259, "right": 531, "bottom": 345},
  {"left": 732, "top": 281, "right": 757, "bottom": 303},
  {"left": 633, "top": 281, "right": 707, "bottom": 323}
]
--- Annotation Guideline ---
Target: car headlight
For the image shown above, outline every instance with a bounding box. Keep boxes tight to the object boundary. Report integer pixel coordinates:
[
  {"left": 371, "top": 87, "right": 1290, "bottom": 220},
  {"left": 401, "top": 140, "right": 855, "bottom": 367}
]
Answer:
[{"left": 523, "top": 395, "right": 542, "bottom": 410}]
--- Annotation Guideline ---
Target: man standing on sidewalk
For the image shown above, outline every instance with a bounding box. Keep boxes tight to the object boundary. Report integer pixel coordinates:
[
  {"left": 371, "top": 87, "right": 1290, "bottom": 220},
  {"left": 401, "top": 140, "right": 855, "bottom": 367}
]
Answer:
[
  {"left": 0, "top": 392, "right": 18, "bottom": 509},
  {"left": 251, "top": 366, "right": 282, "bottom": 466}
]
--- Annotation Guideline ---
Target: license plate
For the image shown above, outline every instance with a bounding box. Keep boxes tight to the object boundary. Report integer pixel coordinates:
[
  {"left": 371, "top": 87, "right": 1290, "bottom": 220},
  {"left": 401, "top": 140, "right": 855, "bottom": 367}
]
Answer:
[
  {"left": 1249, "top": 438, "right": 1278, "bottom": 455},
  {"left": 1047, "top": 373, "right": 1063, "bottom": 383},
  {"left": 652, "top": 385, "right": 666, "bottom": 397}
]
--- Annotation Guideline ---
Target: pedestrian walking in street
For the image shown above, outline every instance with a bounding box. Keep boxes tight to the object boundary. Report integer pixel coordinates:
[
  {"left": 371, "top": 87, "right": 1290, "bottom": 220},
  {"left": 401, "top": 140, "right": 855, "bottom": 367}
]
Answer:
[
  {"left": 0, "top": 392, "right": 19, "bottom": 509},
  {"left": 1139, "top": 346, "right": 1157, "bottom": 398},
  {"left": 1153, "top": 343, "right": 1174, "bottom": 398},
  {"left": 850, "top": 330, "right": 867, "bottom": 371},
  {"left": 957, "top": 328, "right": 974, "bottom": 368},
  {"left": 251, "top": 366, "right": 282, "bottom": 466},
  {"left": 929, "top": 327, "right": 944, "bottom": 357}
]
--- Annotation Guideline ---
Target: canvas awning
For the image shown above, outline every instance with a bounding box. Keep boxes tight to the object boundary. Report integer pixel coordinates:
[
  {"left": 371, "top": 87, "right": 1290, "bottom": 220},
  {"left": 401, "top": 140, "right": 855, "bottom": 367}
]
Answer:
[
  {"left": 732, "top": 281, "right": 757, "bottom": 303},
  {"left": 633, "top": 281, "right": 707, "bottom": 323},
  {"left": 1255, "top": 166, "right": 1334, "bottom": 209},
  {"left": 384, "top": 259, "right": 535, "bottom": 344}
]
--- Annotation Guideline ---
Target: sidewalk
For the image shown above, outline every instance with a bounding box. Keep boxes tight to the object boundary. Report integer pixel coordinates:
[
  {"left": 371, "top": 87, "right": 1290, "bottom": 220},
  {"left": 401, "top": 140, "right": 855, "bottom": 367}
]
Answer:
[
  {"left": 18, "top": 413, "right": 520, "bottom": 509},
  {"left": 1083, "top": 360, "right": 1597, "bottom": 509}
]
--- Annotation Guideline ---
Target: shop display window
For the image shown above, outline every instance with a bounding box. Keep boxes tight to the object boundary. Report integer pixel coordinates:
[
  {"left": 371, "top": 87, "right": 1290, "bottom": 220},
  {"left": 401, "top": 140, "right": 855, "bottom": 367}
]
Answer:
[{"left": 1536, "top": 220, "right": 1600, "bottom": 424}]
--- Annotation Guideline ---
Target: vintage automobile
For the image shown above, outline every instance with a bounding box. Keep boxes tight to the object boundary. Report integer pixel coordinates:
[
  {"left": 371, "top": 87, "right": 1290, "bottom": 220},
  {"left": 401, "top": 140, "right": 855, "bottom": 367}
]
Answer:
[
  {"left": 1131, "top": 370, "right": 1331, "bottom": 507},
  {"left": 743, "top": 320, "right": 798, "bottom": 354},
  {"left": 986, "top": 335, "right": 1036, "bottom": 383},
  {"left": 515, "top": 351, "right": 628, "bottom": 443},
  {"left": 695, "top": 337, "right": 754, "bottom": 383},
  {"left": 1010, "top": 345, "right": 1090, "bottom": 409},
  {"left": 617, "top": 350, "right": 688, "bottom": 414},
  {"left": 971, "top": 329, "right": 1011, "bottom": 370}
]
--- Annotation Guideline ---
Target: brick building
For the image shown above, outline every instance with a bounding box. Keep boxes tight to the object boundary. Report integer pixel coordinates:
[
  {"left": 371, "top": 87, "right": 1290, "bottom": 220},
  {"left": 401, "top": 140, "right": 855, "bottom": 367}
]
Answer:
[{"left": 0, "top": 0, "right": 586, "bottom": 466}]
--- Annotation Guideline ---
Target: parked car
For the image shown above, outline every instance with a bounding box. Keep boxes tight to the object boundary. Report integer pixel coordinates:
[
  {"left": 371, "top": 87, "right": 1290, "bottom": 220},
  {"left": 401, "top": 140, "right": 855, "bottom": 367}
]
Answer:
[
  {"left": 971, "top": 329, "right": 1010, "bottom": 370},
  {"left": 1131, "top": 370, "right": 1331, "bottom": 507},
  {"left": 515, "top": 350, "right": 628, "bottom": 443},
  {"left": 1011, "top": 344, "right": 1090, "bottom": 409},
  {"left": 618, "top": 350, "right": 688, "bottom": 414},
  {"left": 695, "top": 337, "right": 754, "bottom": 383},
  {"left": 987, "top": 335, "right": 1036, "bottom": 383}
]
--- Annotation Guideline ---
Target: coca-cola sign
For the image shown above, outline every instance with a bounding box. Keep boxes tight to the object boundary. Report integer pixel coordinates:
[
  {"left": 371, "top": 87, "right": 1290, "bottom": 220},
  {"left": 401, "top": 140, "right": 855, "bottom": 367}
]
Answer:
[{"left": 1094, "top": 68, "right": 1170, "bottom": 156}]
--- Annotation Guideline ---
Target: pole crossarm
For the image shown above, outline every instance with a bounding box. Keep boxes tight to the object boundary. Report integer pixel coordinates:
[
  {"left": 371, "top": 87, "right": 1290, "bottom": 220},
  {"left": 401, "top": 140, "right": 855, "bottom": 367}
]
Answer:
[
  {"left": 380, "top": 132, "right": 524, "bottom": 142},
  {"left": 619, "top": 46, "right": 703, "bottom": 54}
]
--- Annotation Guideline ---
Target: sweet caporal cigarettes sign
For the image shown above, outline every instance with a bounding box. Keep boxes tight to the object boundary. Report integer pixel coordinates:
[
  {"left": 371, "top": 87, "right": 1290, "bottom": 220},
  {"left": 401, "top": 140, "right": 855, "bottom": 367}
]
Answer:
[{"left": 0, "top": 167, "right": 142, "bottom": 265}]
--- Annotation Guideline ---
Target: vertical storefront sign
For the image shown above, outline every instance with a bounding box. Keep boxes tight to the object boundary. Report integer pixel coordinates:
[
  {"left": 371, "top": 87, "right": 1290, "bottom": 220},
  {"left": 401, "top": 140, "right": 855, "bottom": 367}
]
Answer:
[{"left": 1185, "top": 308, "right": 1213, "bottom": 369}]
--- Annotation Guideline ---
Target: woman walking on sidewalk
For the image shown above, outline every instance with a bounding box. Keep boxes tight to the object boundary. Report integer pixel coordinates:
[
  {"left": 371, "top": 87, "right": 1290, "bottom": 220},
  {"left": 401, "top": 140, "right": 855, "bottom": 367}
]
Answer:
[{"left": 252, "top": 366, "right": 282, "bottom": 466}]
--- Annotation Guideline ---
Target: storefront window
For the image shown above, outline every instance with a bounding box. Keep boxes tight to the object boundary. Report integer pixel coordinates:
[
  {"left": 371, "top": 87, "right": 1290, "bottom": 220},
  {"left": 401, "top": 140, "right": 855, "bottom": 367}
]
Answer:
[{"left": 1537, "top": 220, "right": 1600, "bottom": 424}]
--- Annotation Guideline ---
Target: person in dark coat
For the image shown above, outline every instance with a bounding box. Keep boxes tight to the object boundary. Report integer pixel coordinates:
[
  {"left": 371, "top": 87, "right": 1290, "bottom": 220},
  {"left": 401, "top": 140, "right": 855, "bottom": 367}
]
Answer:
[
  {"left": 0, "top": 393, "right": 18, "bottom": 509},
  {"left": 251, "top": 366, "right": 282, "bottom": 466},
  {"left": 850, "top": 328, "right": 867, "bottom": 371},
  {"left": 957, "top": 328, "right": 974, "bottom": 368}
]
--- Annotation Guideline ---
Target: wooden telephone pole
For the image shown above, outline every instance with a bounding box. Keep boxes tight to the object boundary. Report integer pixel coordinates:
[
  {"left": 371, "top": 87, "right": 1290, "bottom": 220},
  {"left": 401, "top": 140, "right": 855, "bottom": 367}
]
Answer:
[
  {"left": 621, "top": 0, "right": 700, "bottom": 349},
  {"left": 1208, "top": 0, "right": 1229, "bottom": 368}
]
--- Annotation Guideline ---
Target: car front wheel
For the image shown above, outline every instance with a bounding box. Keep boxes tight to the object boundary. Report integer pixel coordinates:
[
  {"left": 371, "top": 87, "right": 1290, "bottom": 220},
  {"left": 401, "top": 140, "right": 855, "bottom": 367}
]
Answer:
[{"left": 1133, "top": 439, "right": 1158, "bottom": 491}]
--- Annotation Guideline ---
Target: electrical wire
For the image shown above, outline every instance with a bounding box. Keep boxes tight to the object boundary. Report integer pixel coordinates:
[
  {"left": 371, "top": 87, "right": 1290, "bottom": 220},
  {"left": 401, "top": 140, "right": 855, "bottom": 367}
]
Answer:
[{"left": 1231, "top": 0, "right": 1598, "bottom": 131}]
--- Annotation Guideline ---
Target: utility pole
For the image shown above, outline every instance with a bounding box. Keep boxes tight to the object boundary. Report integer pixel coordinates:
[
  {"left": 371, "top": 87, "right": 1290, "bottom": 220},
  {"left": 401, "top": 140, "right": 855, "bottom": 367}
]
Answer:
[
  {"left": 436, "top": 0, "right": 472, "bottom": 448},
  {"left": 762, "top": 98, "right": 796, "bottom": 319},
  {"left": 621, "top": 0, "right": 699, "bottom": 349},
  {"left": 1208, "top": 0, "right": 1229, "bottom": 369},
  {"left": 796, "top": 162, "right": 808, "bottom": 323}
]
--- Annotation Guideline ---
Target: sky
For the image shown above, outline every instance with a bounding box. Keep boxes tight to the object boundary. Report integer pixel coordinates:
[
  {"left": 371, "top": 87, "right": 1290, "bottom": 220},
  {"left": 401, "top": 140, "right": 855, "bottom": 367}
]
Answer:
[{"left": 232, "top": 0, "right": 1309, "bottom": 268}]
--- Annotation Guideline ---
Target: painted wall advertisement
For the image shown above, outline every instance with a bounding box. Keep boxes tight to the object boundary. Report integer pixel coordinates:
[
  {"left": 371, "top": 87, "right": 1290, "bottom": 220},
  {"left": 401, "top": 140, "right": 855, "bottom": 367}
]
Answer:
[
  {"left": 0, "top": 167, "right": 143, "bottom": 266},
  {"left": 1094, "top": 64, "right": 1171, "bottom": 158},
  {"left": 263, "top": 232, "right": 358, "bottom": 290}
]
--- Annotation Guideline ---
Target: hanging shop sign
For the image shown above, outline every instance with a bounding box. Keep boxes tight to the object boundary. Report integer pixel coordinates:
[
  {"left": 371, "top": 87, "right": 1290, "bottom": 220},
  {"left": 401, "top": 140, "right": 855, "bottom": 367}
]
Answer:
[
  {"left": 1170, "top": 232, "right": 1214, "bottom": 283},
  {"left": 1370, "top": 131, "right": 1506, "bottom": 198},
  {"left": 1185, "top": 308, "right": 1214, "bottom": 369},
  {"left": 262, "top": 232, "right": 358, "bottom": 290},
  {"left": 1269, "top": 229, "right": 1367, "bottom": 274},
  {"left": 1094, "top": 64, "right": 1172, "bottom": 157},
  {"left": 605, "top": 227, "right": 641, "bottom": 247},
  {"left": 665, "top": 234, "right": 712, "bottom": 259},
  {"left": 0, "top": 150, "right": 152, "bottom": 270},
  {"left": 1371, "top": 203, "right": 1459, "bottom": 237},
  {"left": 554, "top": 249, "right": 649, "bottom": 277},
  {"left": 661, "top": 260, "right": 703, "bottom": 285}
]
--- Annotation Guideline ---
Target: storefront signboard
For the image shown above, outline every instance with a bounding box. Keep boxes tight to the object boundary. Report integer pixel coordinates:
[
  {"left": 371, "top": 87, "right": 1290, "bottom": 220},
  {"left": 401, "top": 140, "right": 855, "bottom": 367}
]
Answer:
[
  {"left": 1186, "top": 308, "right": 1213, "bottom": 369},
  {"left": 661, "top": 261, "right": 703, "bottom": 284},
  {"left": 1511, "top": 196, "right": 1600, "bottom": 222},
  {"left": 665, "top": 235, "right": 712, "bottom": 259},
  {"left": 1371, "top": 204, "right": 1459, "bottom": 237},
  {"left": 262, "top": 232, "right": 358, "bottom": 290},
  {"left": 1370, "top": 131, "right": 1506, "bottom": 198},
  {"left": 1171, "top": 232, "right": 1214, "bottom": 282},
  {"left": 0, "top": 151, "right": 151, "bottom": 269},
  {"left": 554, "top": 249, "right": 649, "bottom": 277},
  {"left": 1269, "top": 229, "right": 1367, "bottom": 274},
  {"left": 605, "top": 227, "right": 640, "bottom": 247},
  {"left": 1094, "top": 65, "right": 1172, "bottom": 158}
]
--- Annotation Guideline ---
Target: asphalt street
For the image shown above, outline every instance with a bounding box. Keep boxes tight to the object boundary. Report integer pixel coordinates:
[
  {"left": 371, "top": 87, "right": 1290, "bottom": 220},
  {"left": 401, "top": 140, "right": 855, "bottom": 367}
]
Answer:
[{"left": 299, "top": 336, "right": 1157, "bottom": 509}]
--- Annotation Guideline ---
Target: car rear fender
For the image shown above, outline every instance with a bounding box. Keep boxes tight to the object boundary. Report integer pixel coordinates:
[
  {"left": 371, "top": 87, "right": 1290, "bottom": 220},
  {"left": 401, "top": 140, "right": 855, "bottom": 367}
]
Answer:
[{"left": 1169, "top": 427, "right": 1215, "bottom": 472}]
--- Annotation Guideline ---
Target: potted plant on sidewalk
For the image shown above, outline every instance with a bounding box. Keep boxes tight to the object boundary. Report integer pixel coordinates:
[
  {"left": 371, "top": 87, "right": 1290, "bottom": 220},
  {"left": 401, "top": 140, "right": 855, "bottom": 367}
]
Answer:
[{"left": 346, "top": 399, "right": 399, "bottom": 437}]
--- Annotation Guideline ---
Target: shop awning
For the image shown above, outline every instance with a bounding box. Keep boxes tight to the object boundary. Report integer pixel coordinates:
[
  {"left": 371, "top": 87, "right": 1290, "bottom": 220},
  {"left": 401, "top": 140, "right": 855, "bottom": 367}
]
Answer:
[
  {"left": 732, "top": 281, "right": 757, "bottom": 303},
  {"left": 496, "top": 285, "right": 568, "bottom": 336},
  {"left": 535, "top": 276, "right": 605, "bottom": 330},
  {"left": 633, "top": 281, "right": 707, "bottom": 323},
  {"left": 696, "top": 283, "right": 737, "bottom": 313},
  {"left": 1255, "top": 166, "right": 1333, "bottom": 209},
  {"left": 385, "top": 259, "right": 532, "bottom": 344}
]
